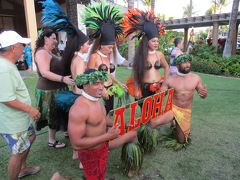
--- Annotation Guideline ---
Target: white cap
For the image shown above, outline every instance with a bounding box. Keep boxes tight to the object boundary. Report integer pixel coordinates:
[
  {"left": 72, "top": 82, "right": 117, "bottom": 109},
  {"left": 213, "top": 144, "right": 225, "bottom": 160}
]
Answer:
[{"left": 0, "top": 30, "right": 31, "bottom": 48}]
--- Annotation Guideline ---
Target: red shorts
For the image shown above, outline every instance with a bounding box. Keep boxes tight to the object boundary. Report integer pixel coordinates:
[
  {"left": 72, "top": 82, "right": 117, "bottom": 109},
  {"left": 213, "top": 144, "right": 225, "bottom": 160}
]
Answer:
[{"left": 78, "top": 142, "right": 109, "bottom": 180}]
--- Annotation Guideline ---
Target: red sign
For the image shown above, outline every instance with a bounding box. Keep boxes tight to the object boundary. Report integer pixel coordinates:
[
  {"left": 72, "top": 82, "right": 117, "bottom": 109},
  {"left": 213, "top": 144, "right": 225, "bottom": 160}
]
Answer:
[{"left": 112, "top": 88, "right": 174, "bottom": 135}]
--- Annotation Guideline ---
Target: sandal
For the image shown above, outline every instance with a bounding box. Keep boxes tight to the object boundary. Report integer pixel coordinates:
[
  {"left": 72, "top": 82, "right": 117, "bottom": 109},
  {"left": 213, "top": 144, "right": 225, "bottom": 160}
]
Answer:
[
  {"left": 18, "top": 165, "right": 41, "bottom": 178},
  {"left": 48, "top": 141, "right": 66, "bottom": 149}
]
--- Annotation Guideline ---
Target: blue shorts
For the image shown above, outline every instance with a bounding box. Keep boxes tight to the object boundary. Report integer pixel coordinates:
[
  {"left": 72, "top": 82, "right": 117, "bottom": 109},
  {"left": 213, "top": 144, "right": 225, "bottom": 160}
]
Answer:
[{"left": 1, "top": 124, "right": 35, "bottom": 154}]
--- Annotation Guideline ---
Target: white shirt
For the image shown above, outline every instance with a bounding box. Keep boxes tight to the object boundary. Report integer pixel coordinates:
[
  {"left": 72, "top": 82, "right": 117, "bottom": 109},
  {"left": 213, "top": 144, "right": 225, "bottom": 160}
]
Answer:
[{"left": 58, "top": 43, "right": 65, "bottom": 51}]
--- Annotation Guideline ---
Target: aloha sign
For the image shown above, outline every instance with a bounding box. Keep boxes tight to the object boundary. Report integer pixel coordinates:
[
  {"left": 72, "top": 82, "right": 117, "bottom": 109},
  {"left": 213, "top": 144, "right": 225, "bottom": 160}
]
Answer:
[{"left": 112, "top": 88, "right": 174, "bottom": 135}]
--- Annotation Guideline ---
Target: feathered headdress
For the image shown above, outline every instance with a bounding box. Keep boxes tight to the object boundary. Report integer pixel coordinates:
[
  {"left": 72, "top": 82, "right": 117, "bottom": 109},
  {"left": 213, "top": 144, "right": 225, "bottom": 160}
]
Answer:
[
  {"left": 83, "top": 2, "right": 123, "bottom": 45},
  {"left": 122, "top": 9, "right": 165, "bottom": 40},
  {"left": 40, "top": 0, "right": 88, "bottom": 45}
]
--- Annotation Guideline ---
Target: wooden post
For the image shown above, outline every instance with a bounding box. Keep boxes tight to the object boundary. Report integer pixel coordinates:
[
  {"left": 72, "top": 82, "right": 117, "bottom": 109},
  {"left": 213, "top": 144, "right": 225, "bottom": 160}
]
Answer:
[
  {"left": 212, "top": 22, "right": 219, "bottom": 47},
  {"left": 23, "top": 0, "right": 38, "bottom": 71},
  {"left": 183, "top": 27, "right": 189, "bottom": 52}
]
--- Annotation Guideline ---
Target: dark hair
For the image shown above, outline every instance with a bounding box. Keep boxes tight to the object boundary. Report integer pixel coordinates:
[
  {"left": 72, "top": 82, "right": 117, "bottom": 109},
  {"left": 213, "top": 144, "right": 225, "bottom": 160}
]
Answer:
[
  {"left": 133, "top": 35, "right": 148, "bottom": 89},
  {"left": 62, "top": 33, "right": 82, "bottom": 76},
  {"left": 34, "top": 28, "right": 56, "bottom": 55},
  {"left": 174, "top": 37, "right": 182, "bottom": 47},
  {"left": 90, "top": 37, "right": 117, "bottom": 64},
  {"left": 90, "top": 36, "right": 101, "bottom": 55}
]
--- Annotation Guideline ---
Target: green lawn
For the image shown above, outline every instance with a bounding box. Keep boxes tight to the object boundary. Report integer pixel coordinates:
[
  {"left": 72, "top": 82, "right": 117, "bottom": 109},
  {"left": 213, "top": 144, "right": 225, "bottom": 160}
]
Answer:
[{"left": 0, "top": 67, "right": 240, "bottom": 180}]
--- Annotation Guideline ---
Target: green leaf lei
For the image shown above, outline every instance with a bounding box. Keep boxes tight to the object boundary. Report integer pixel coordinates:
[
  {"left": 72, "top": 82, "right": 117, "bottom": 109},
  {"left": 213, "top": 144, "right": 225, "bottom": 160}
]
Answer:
[
  {"left": 174, "top": 54, "right": 193, "bottom": 65},
  {"left": 75, "top": 71, "right": 109, "bottom": 86}
]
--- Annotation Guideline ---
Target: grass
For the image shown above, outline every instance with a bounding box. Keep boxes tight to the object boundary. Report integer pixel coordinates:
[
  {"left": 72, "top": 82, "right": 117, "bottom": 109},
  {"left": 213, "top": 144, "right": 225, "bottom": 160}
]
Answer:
[{"left": 0, "top": 67, "right": 240, "bottom": 180}]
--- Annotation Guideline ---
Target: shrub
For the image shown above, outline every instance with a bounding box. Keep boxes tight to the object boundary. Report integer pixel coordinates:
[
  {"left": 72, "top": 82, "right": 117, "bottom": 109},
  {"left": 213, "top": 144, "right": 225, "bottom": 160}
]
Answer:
[
  {"left": 190, "top": 44, "right": 217, "bottom": 60},
  {"left": 190, "top": 44, "right": 240, "bottom": 77},
  {"left": 191, "top": 58, "right": 222, "bottom": 75}
]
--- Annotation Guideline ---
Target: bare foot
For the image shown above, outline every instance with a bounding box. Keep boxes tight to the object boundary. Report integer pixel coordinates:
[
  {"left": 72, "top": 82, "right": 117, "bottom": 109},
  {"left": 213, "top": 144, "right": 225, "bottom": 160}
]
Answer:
[
  {"left": 51, "top": 172, "right": 68, "bottom": 180},
  {"left": 128, "top": 169, "right": 137, "bottom": 178},
  {"left": 72, "top": 150, "right": 78, "bottom": 160},
  {"left": 79, "top": 162, "right": 83, "bottom": 169}
]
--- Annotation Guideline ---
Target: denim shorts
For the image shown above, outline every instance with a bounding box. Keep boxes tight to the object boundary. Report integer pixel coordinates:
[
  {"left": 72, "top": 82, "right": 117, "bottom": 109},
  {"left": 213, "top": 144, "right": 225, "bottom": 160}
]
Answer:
[{"left": 1, "top": 124, "right": 35, "bottom": 154}]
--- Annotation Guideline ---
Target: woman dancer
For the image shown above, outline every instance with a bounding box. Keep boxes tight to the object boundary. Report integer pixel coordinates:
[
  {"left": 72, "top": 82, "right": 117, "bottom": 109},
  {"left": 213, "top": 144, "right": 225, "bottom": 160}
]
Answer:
[
  {"left": 84, "top": 2, "right": 127, "bottom": 114},
  {"left": 122, "top": 9, "right": 169, "bottom": 101}
]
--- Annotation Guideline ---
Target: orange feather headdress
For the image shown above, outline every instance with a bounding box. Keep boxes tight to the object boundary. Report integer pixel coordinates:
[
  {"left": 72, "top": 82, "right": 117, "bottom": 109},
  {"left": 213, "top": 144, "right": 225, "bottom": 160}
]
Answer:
[{"left": 122, "top": 9, "right": 165, "bottom": 40}]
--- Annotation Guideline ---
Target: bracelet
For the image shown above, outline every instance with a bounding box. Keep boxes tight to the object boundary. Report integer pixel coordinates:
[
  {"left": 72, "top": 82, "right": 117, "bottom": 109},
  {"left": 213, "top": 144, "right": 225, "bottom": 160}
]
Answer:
[{"left": 61, "top": 76, "right": 64, "bottom": 83}]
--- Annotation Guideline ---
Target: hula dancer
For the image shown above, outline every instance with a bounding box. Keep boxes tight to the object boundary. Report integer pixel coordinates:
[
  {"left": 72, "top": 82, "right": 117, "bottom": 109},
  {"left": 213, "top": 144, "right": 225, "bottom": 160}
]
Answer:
[
  {"left": 84, "top": 2, "right": 127, "bottom": 114},
  {"left": 122, "top": 9, "right": 169, "bottom": 102},
  {"left": 122, "top": 9, "right": 168, "bottom": 154},
  {"left": 151, "top": 54, "right": 207, "bottom": 149}
]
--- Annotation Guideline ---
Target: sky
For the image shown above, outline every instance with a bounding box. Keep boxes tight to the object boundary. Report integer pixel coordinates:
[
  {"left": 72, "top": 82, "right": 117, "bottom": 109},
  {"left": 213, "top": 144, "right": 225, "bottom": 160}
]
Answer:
[
  {"left": 155, "top": 0, "right": 234, "bottom": 19},
  {"left": 116, "top": 0, "right": 236, "bottom": 19}
]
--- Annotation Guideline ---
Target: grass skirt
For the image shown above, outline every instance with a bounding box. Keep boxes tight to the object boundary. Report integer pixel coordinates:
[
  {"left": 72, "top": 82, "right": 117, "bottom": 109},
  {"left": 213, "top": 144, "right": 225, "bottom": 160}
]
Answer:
[
  {"left": 35, "top": 87, "right": 69, "bottom": 131},
  {"left": 138, "top": 124, "right": 158, "bottom": 153},
  {"left": 121, "top": 142, "right": 143, "bottom": 174},
  {"left": 161, "top": 130, "right": 191, "bottom": 151}
]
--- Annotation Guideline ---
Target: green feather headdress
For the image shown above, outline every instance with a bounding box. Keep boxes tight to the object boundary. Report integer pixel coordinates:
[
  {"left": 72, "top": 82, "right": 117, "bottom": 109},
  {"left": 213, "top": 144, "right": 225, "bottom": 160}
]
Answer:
[
  {"left": 75, "top": 70, "right": 109, "bottom": 87},
  {"left": 174, "top": 54, "right": 193, "bottom": 65},
  {"left": 83, "top": 2, "right": 123, "bottom": 44}
]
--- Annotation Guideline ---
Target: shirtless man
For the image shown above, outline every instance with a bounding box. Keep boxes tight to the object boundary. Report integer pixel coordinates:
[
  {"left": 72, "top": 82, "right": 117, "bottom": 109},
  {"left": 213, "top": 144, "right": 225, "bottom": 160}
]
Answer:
[
  {"left": 68, "top": 69, "right": 119, "bottom": 180},
  {"left": 151, "top": 54, "right": 207, "bottom": 143}
]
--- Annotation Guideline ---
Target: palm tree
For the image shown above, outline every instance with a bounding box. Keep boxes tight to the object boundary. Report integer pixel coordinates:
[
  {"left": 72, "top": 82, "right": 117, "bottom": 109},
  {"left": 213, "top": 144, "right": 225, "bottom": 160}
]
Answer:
[
  {"left": 223, "top": 0, "right": 239, "bottom": 57},
  {"left": 142, "top": 0, "right": 156, "bottom": 11},
  {"left": 66, "top": 0, "right": 90, "bottom": 25},
  {"left": 182, "top": 0, "right": 194, "bottom": 18},
  {"left": 127, "top": 0, "right": 135, "bottom": 65},
  {"left": 206, "top": 0, "right": 227, "bottom": 15},
  {"left": 151, "top": 0, "right": 155, "bottom": 12}
]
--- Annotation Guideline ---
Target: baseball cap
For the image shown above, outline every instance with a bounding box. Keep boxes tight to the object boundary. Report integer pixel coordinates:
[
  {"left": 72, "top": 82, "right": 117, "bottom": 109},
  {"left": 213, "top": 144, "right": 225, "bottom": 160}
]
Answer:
[{"left": 0, "top": 30, "right": 31, "bottom": 48}]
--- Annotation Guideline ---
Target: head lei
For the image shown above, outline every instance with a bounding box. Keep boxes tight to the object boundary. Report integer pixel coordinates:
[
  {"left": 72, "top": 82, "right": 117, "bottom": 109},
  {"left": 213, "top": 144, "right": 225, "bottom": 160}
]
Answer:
[
  {"left": 40, "top": 0, "right": 88, "bottom": 46},
  {"left": 174, "top": 54, "right": 193, "bottom": 65},
  {"left": 83, "top": 1, "right": 123, "bottom": 45},
  {"left": 122, "top": 9, "right": 165, "bottom": 40},
  {"left": 75, "top": 69, "right": 109, "bottom": 87}
]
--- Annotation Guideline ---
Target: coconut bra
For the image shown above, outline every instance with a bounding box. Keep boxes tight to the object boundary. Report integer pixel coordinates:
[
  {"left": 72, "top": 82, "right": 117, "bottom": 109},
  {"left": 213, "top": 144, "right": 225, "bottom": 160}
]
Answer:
[
  {"left": 97, "top": 54, "right": 115, "bottom": 73},
  {"left": 145, "top": 53, "right": 161, "bottom": 70},
  {"left": 145, "top": 60, "right": 161, "bottom": 70}
]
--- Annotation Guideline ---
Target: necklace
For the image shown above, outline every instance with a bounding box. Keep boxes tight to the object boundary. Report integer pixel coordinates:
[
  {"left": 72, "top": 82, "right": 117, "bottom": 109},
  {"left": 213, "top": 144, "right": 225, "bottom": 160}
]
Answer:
[
  {"left": 76, "top": 52, "right": 84, "bottom": 58},
  {"left": 177, "top": 71, "right": 187, "bottom": 77},
  {"left": 148, "top": 50, "right": 156, "bottom": 54},
  {"left": 97, "top": 50, "right": 108, "bottom": 58},
  {"left": 81, "top": 90, "right": 99, "bottom": 101}
]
